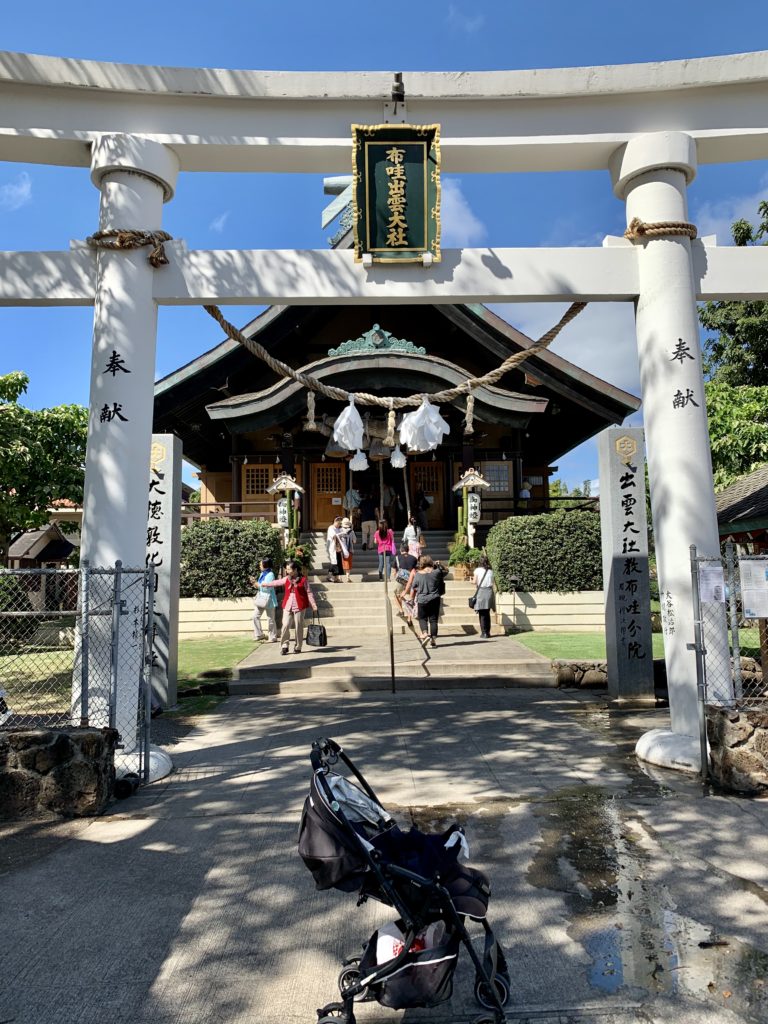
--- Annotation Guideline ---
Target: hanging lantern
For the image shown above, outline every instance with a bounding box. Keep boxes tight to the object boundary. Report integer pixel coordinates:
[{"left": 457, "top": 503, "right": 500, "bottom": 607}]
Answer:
[
  {"left": 333, "top": 394, "right": 365, "bottom": 451},
  {"left": 368, "top": 438, "right": 390, "bottom": 461},
  {"left": 390, "top": 445, "right": 407, "bottom": 469},
  {"left": 349, "top": 449, "right": 369, "bottom": 472},
  {"left": 324, "top": 435, "right": 348, "bottom": 458},
  {"left": 398, "top": 397, "right": 450, "bottom": 452}
]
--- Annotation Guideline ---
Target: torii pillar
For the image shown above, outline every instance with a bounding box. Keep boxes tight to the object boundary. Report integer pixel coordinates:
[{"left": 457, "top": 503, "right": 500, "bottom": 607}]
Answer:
[
  {"left": 79, "top": 134, "right": 178, "bottom": 773},
  {"left": 611, "top": 132, "right": 727, "bottom": 772}
]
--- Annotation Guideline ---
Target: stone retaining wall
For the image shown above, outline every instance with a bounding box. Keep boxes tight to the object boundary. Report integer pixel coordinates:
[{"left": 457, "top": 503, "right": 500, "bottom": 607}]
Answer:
[
  {"left": 496, "top": 591, "right": 605, "bottom": 633},
  {"left": 551, "top": 659, "right": 608, "bottom": 688},
  {"left": 0, "top": 727, "right": 118, "bottom": 819},
  {"left": 706, "top": 706, "right": 768, "bottom": 794},
  {"left": 179, "top": 597, "right": 253, "bottom": 639}
]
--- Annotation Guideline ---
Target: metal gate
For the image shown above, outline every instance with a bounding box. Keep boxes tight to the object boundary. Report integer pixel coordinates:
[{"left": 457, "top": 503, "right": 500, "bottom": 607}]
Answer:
[
  {"left": 0, "top": 561, "right": 154, "bottom": 781},
  {"left": 690, "top": 542, "right": 768, "bottom": 773}
]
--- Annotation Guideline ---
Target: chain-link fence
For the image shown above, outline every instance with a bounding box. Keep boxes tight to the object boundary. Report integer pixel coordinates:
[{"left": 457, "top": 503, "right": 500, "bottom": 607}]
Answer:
[
  {"left": 0, "top": 563, "right": 154, "bottom": 781},
  {"left": 691, "top": 542, "right": 768, "bottom": 710}
]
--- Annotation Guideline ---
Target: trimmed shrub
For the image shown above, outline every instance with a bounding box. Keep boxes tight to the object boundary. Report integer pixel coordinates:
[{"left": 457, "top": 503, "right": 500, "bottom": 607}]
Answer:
[
  {"left": 448, "top": 543, "right": 483, "bottom": 567},
  {"left": 486, "top": 510, "right": 602, "bottom": 593},
  {"left": 180, "top": 519, "right": 283, "bottom": 599}
]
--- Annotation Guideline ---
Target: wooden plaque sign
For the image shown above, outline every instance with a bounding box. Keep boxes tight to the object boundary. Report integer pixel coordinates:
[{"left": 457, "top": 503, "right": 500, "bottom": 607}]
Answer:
[{"left": 352, "top": 123, "right": 441, "bottom": 264}]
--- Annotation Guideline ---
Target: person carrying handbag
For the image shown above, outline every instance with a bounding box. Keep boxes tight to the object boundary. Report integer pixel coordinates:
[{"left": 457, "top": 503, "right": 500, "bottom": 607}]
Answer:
[
  {"left": 470, "top": 555, "right": 495, "bottom": 639},
  {"left": 260, "top": 559, "right": 318, "bottom": 655},
  {"left": 249, "top": 557, "right": 278, "bottom": 642}
]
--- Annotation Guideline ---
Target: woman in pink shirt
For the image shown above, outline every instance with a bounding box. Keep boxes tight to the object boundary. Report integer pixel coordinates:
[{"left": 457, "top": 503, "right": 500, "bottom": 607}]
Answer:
[
  {"left": 375, "top": 519, "right": 396, "bottom": 581},
  {"left": 261, "top": 560, "right": 318, "bottom": 655}
]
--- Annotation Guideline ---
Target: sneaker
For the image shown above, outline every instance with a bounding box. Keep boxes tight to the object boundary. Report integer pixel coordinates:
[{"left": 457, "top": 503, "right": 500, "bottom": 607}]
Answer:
[
  {"left": 430, "top": 638, "right": 436, "bottom": 648},
  {"left": 281, "top": 646, "right": 289, "bottom": 656},
  {"left": 293, "top": 648, "right": 301, "bottom": 655}
]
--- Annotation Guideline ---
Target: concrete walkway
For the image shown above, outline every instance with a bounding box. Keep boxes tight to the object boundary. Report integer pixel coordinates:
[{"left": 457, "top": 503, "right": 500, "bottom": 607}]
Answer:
[{"left": 3, "top": 690, "right": 768, "bottom": 1024}]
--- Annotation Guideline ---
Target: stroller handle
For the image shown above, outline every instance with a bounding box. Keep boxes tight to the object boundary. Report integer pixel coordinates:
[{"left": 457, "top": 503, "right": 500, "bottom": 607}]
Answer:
[
  {"left": 310, "top": 737, "right": 385, "bottom": 807},
  {"left": 311, "top": 737, "right": 342, "bottom": 772}
]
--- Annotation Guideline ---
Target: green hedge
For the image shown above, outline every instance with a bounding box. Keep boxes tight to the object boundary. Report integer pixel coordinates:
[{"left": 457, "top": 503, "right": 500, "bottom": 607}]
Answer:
[
  {"left": 180, "top": 519, "right": 284, "bottom": 599},
  {"left": 0, "top": 573, "right": 32, "bottom": 643},
  {"left": 486, "top": 510, "right": 602, "bottom": 593}
]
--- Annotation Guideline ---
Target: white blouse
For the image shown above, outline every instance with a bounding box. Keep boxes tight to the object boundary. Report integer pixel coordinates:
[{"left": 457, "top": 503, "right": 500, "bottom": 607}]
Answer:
[{"left": 473, "top": 566, "right": 494, "bottom": 588}]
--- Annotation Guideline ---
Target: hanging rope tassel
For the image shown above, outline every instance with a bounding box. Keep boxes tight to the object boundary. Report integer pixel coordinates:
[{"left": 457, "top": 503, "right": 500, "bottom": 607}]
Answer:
[
  {"left": 306, "top": 390, "right": 317, "bottom": 430},
  {"left": 464, "top": 386, "right": 475, "bottom": 435},
  {"left": 384, "top": 400, "right": 396, "bottom": 446}
]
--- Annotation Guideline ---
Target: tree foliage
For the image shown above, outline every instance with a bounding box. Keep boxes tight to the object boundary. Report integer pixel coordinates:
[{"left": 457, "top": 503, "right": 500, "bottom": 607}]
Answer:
[
  {"left": 548, "top": 478, "right": 593, "bottom": 510},
  {"left": 0, "top": 373, "right": 88, "bottom": 560},
  {"left": 180, "top": 518, "right": 284, "bottom": 598},
  {"left": 486, "top": 510, "right": 602, "bottom": 593},
  {"left": 705, "top": 380, "right": 768, "bottom": 489},
  {"left": 696, "top": 202, "right": 768, "bottom": 489},
  {"left": 699, "top": 202, "right": 768, "bottom": 386}
]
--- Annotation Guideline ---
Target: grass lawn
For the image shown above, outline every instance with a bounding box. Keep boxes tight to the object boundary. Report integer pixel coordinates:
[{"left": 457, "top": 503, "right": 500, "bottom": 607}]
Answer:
[
  {"left": 172, "top": 634, "right": 257, "bottom": 715},
  {"left": 511, "top": 631, "right": 666, "bottom": 660},
  {"left": 0, "top": 647, "right": 74, "bottom": 718}
]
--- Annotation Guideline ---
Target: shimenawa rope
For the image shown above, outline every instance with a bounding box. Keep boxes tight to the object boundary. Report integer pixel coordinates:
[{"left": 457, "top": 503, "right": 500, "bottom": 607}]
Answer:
[
  {"left": 84, "top": 228, "right": 588, "bottom": 410},
  {"left": 624, "top": 217, "right": 697, "bottom": 241}
]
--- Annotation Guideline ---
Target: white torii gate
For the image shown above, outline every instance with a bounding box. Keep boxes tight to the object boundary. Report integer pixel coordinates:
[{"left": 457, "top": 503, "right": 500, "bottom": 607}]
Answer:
[{"left": 3, "top": 49, "right": 768, "bottom": 771}]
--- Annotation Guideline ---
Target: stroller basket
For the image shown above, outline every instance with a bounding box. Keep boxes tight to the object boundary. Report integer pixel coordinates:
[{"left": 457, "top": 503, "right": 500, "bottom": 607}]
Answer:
[
  {"left": 300, "top": 737, "right": 510, "bottom": 1024},
  {"left": 359, "top": 920, "right": 460, "bottom": 1010}
]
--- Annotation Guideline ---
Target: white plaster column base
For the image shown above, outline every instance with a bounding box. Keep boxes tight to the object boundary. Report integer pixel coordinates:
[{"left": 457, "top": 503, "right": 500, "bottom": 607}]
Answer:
[
  {"left": 635, "top": 727, "right": 704, "bottom": 774},
  {"left": 116, "top": 744, "right": 173, "bottom": 783}
]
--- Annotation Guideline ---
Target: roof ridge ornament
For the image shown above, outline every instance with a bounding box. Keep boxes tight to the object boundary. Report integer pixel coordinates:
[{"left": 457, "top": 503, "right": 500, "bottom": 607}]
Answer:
[{"left": 327, "top": 324, "right": 426, "bottom": 357}]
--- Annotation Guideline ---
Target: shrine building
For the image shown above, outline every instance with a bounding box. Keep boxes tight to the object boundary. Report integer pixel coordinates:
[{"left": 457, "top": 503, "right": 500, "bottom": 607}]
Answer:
[{"left": 153, "top": 302, "right": 639, "bottom": 537}]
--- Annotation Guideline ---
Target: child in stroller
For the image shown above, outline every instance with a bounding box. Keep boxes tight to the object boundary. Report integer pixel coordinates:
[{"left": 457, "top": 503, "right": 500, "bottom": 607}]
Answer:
[{"left": 298, "top": 737, "right": 510, "bottom": 1024}]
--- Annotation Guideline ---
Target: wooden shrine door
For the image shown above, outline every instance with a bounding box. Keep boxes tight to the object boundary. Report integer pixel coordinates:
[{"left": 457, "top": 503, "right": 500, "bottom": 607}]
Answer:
[
  {"left": 311, "top": 462, "right": 346, "bottom": 530},
  {"left": 409, "top": 461, "right": 445, "bottom": 529}
]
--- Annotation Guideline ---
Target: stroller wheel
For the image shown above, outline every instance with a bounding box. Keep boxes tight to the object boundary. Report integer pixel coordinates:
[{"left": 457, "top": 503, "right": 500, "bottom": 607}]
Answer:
[
  {"left": 316, "top": 1002, "right": 346, "bottom": 1021},
  {"left": 474, "top": 970, "right": 511, "bottom": 1009},
  {"left": 337, "top": 961, "right": 371, "bottom": 1002}
]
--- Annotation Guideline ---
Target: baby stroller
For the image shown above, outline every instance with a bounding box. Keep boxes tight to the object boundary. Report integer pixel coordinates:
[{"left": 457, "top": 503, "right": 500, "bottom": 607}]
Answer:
[{"left": 298, "top": 737, "right": 510, "bottom": 1024}]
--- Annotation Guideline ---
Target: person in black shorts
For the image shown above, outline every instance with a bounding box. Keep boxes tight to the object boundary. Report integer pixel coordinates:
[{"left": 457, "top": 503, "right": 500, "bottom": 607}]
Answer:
[{"left": 394, "top": 543, "right": 418, "bottom": 616}]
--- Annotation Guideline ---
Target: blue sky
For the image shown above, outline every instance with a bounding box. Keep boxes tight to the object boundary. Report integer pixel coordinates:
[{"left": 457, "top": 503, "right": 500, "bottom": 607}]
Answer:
[{"left": 2, "top": 2, "right": 768, "bottom": 488}]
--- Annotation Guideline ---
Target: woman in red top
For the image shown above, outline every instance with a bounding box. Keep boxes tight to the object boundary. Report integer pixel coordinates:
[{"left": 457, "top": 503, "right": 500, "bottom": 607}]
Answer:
[{"left": 261, "top": 560, "right": 318, "bottom": 655}]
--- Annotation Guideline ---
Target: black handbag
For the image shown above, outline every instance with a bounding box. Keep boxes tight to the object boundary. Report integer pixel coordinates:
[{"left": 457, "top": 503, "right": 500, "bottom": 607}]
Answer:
[
  {"left": 468, "top": 568, "right": 490, "bottom": 609},
  {"left": 306, "top": 612, "right": 328, "bottom": 648}
]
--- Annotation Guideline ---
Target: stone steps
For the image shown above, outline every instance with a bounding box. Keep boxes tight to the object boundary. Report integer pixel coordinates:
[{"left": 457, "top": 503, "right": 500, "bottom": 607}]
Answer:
[
  {"left": 229, "top": 532, "right": 538, "bottom": 694},
  {"left": 230, "top": 674, "right": 555, "bottom": 695},
  {"left": 231, "top": 646, "right": 554, "bottom": 693}
]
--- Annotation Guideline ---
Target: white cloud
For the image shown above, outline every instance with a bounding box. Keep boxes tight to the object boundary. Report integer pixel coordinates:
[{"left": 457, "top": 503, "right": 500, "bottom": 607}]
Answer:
[
  {"left": 486, "top": 303, "right": 647, "bottom": 490},
  {"left": 447, "top": 4, "right": 485, "bottom": 33},
  {"left": 0, "top": 172, "right": 32, "bottom": 212},
  {"left": 500, "top": 301, "right": 642, "bottom": 398},
  {"left": 693, "top": 175, "right": 768, "bottom": 245},
  {"left": 441, "top": 178, "right": 487, "bottom": 247},
  {"left": 208, "top": 211, "right": 229, "bottom": 233}
]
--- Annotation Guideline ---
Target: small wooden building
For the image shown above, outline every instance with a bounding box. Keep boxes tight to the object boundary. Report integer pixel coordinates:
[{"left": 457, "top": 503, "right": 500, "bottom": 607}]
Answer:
[
  {"left": 153, "top": 303, "right": 639, "bottom": 536},
  {"left": 716, "top": 464, "right": 768, "bottom": 551}
]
